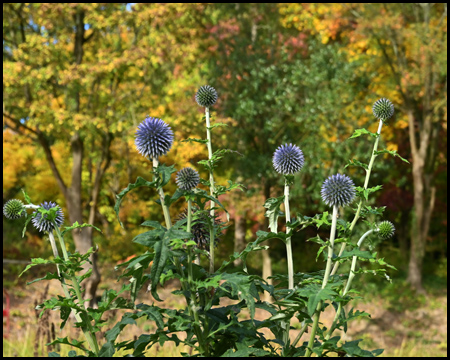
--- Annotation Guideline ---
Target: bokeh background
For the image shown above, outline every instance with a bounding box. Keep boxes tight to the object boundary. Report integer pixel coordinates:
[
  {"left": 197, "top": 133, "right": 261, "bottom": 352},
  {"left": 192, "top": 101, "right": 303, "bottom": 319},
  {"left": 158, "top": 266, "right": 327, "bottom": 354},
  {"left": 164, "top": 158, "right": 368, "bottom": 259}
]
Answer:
[{"left": 3, "top": 3, "right": 447, "bottom": 357}]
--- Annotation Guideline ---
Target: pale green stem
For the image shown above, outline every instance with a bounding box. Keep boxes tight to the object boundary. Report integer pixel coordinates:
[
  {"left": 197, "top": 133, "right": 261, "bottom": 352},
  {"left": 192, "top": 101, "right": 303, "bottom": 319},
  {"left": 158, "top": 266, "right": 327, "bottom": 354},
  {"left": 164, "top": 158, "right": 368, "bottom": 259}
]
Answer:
[
  {"left": 326, "top": 229, "right": 374, "bottom": 340},
  {"left": 305, "top": 205, "right": 339, "bottom": 357},
  {"left": 283, "top": 183, "right": 294, "bottom": 350},
  {"left": 285, "top": 183, "right": 294, "bottom": 290},
  {"left": 205, "top": 106, "right": 216, "bottom": 274},
  {"left": 331, "top": 119, "right": 383, "bottom": 276},
  {"left": 152, "top": 157, "right": 172, "bottom": 229},
  {"left": 291, "top": 323, "right": 308, "bottom": 349},
  {"left": 50, "top": 228, "right": 100, "bottom": 356}
]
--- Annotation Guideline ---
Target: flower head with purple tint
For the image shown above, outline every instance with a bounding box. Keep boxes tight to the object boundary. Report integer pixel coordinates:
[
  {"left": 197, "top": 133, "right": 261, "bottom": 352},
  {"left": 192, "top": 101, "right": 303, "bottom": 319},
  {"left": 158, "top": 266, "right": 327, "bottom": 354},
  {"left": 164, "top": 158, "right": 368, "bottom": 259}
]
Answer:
[
  {"left": 135, "top": 117, "right": 174, "bottom": 159},
  {"left": 195, "top": 85, "right": 218, "bottom": 107},
  {"left": 176, "top": 167, "right": 200, "bottom": 191},
  {"left": 32, "top": 201, "right": 64, "bottom": 233},
  {"left": 273, "top": 143, "right": 305, "bottom": 175},
  {"left": 321, "top": 174, "right": 356, "bottom": 207}
]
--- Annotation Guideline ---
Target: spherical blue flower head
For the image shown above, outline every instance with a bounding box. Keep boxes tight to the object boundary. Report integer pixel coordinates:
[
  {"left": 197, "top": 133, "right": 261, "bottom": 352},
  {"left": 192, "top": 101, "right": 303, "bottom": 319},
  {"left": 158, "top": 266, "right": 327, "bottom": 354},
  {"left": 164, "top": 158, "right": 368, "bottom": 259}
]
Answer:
[
  {"left": 372, "top": 98, "right": 394, "bottom": 120},
  {"left": 273, "top": 143, "right": 305, "bottom": 175},
  {"left": 32, "top": 201, "right": 64, "bottom": 233},
  {"left": 3, "top": 199, "right": 25, "bottom": 220},
  {"left": 195, "top": 85, "right": 218, "bottom": 107},
  {"left": 176, "top": 167, "right": 200, "bottom": 191},
  {"left": 135, "top": 117, "right": 174, "bottom": 159},
  {"left": 321, "top": 174, "right": 356, "bottom": 207},
  {"left": 377, "top": 221, "right": 395, "bottom": 240}
]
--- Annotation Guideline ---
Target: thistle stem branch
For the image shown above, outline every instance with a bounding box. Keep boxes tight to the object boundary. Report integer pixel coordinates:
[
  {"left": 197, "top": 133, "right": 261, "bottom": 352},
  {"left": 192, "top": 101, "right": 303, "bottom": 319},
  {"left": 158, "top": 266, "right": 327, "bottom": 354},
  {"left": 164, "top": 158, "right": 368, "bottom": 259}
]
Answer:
[
  {"left": 305, "top": 205, "right": 339, "bottom": 357},
  {"left": 205, "top": 106, "right": 216, "bottom": 274},
  {"left": 326, "top": 229, "right": 374, "bottom": 340},
  {"left": 331, "top": 120, "right": 383, "bottom": 276},
  {"left": 50, "top": 227, "right": 100, "bottom": 356}
]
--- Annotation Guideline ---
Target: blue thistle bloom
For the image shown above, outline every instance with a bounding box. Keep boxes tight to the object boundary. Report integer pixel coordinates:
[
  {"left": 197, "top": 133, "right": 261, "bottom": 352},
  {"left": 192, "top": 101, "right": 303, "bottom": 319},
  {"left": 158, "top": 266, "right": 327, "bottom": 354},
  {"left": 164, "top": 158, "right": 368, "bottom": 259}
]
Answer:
[
  {"left": 31, "top": 201, "right": 64, "bottom": 233},
  {"left": 176, "top": 167, "right": 200, "bottom": 191},
  {"left": 377, "top": 221, "right": 395, "bottom": 239},
  {"left": 273, "top": 143, "right": 305, "bottom": 175},
  {"left": 372, "top": 98, "right": 394, "bottom": 120},
  {"left": 321, "top": 174, "right": 356, "bottom": 207},
  {"left": 3, "top": 199, "right": 25, "bottom": 220},
  {"left": 195, "top": 85, "right": 218, "bottom": 107},
  {"left": 135, "top": 117, "right": 174, "bottom": 159}
]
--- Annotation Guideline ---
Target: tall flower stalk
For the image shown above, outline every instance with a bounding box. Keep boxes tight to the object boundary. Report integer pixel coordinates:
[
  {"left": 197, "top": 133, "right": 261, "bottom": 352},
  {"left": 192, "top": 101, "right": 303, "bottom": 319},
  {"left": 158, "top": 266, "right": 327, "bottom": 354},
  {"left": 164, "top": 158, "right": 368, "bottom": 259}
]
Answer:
[
  {"left": 326, "top": 221, "right": 395, "bottom": 339},
  {"left": 272, "top": 143, "right": 304, "bottom": 350},
  {"left": 305, "top": 174, "right": 356, "bottom": 357},
  {"left": 331, "top": 98, "right": 394, "bottom": 276},
  {"left": 196, "top": 85, "right": 218, "bottom": 274}
]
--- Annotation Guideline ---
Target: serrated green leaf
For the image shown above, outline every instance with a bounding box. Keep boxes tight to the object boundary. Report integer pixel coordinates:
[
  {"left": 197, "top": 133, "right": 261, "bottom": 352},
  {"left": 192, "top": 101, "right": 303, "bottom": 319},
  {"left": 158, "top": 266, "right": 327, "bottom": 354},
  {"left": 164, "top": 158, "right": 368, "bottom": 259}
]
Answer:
[
  {"left": 263, "top": 196, "right": 285, "bottom": 233},
  {"left": 207, "top": 122, "right": 228, "bottom": 130},
  {"left": 345, "top": 159, "right": 369, "bottom": 170},
  {"left": 99, "top": 341, "right": 115, "bottom": 357},
  {"left": 349, "top": 128, "right": 378, "bottom": 139},
  {"left": 374, "top": 149, "right": 410, "bottom": 163},
  {"left": 22, "top": 214, "right": 34, "bottom": 238},
  {"left": 27, "top": 271, "right": 60, "bottom": 285},
  {"left": 180, "top": 137, "right": 209, "bottom": 144},
  {"left": 19, "top": 257, "right": 55, "bottom": 277},
  {"left": 61, "top": 221, "right": 102, "bottom": 237},
  {"left": 21, "top": 188, "right": 32, "bottom": 204},
  {"left": 154, "top": 163, "right": 177, "bottom": 189},
  {"left": 46, "top": 337, "right": 88, "bottom": 352}
]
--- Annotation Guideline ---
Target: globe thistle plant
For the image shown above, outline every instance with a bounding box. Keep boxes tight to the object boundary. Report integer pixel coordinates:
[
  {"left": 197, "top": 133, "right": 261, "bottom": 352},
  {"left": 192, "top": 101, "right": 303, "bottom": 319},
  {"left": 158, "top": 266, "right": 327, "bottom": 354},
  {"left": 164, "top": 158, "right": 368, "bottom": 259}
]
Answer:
[
  {"left": 176, "top": 167, "right": 200, "bottom": 191},
  {"left": 372, "top": 98, "right": 394, "bottom": 121},
  {"left": 331, "top": 99, "right": 394, "bottom": 277},
  {"left": 377, "top": 220, "right": 395, "bottom": 240},
  {"left": 195, "top": 85, "right": 218, "bottom": 108},
  {"left": 320, "top": 174, "right": 356, "bottom": 208},
  {"left": 272, "top": 143, "right": 305, "bottom": 175},
  {"left": 3, "top": 199, "right": 25, "bottom": 220},
  {"left": 135, "top": 117, "right": 174, "bottom": 159},
  {"left": 195, "top": 85, "right": 219, "bottom": 273},
  {"left": 31, "top": 201, "right": 64, "bottom": 233}
]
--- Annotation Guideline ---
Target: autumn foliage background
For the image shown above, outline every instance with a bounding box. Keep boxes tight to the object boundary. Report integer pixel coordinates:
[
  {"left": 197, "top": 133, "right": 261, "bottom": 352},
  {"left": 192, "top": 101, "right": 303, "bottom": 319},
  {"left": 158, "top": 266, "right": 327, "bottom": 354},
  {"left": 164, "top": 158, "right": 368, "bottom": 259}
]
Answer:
[{"left": 3, "top": 3, "right": 447, "bottom": 357}]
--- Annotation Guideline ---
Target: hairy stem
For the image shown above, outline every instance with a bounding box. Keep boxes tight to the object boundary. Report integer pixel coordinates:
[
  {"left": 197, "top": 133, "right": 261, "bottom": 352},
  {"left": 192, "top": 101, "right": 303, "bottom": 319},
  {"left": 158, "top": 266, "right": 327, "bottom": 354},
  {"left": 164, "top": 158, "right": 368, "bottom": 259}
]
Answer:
[
  {"left": 331, "top": 119, "right": 383, "bottom": 276},
  {"left": 305, "top": 205, "right": 339, "bottom": 357},
  {"left": 186, "top": 198, "right": 206, "bottom": 355}
]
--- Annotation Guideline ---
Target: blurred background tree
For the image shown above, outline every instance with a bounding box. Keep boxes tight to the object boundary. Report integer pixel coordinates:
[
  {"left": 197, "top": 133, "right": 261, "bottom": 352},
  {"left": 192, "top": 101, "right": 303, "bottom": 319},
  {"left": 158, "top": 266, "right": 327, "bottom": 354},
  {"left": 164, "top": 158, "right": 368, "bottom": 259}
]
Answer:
[{"left": 3, "top": 3, "right": 447, "bottom": 300}]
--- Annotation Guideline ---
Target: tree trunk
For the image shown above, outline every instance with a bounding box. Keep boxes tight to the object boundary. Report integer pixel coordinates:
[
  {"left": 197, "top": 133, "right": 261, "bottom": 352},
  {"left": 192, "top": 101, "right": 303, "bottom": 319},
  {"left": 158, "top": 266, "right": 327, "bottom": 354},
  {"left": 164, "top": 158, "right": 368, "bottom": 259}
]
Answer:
[
  {"left": 262, "top": 180, "right": 273, "bottom": 301},
  {"left": 406, "top": 110, "right": 437, "bottom": 294},
  {"left": 66, "top": 133, "right": 101, "bottom": 304},
  {"left": 233, "top": 213, "right": 246, "bottom": 267}
]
